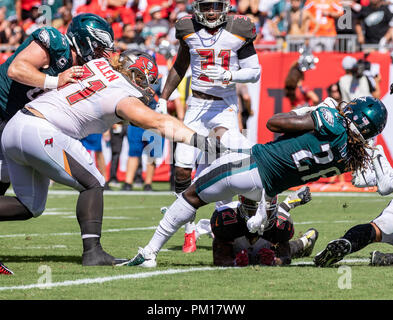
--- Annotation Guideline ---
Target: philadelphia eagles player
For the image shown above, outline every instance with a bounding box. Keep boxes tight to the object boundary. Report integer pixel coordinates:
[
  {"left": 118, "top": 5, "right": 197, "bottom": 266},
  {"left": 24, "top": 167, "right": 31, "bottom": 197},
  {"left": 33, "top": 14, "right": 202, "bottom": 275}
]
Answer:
[
  {"left": 121, "top": 95, "right": 388, "bottom": 268},
  {"left": 0, "top": 13, "right": 114, "bottom": 196}
]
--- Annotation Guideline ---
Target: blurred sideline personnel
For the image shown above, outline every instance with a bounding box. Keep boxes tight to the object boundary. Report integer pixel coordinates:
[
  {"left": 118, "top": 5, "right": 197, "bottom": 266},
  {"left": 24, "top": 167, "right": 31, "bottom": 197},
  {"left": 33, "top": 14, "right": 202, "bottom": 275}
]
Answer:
[
  {"left": 122, "top": 96, "right": 388, "bottom": 268},
  {"left": 0, "top": 51, "right": 226, "bottom": 272},
  {"left": 314, "top": 142, "right": 393, "bottom": 267},
  {"left": 156, "top": 0, "right": 261, "bottom": 253},
  {"left": 209, "top": 187, "right": 318, "bottom": 267},
  {"left": 0, "top": 13, "right": 114, "bottom": 196}
]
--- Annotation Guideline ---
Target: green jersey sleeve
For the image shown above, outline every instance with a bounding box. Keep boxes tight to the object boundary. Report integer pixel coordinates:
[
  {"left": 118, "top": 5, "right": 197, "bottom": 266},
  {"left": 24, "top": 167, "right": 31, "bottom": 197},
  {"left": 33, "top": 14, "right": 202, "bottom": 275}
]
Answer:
[{"left": 311, "top": 107, "right": 346, "bottom": 140}]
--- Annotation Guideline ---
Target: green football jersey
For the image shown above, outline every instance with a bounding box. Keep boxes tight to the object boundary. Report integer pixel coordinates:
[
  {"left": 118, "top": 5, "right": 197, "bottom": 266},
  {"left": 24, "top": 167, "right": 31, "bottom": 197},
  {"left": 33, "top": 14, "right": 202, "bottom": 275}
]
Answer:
[
  {"left": 0, "top": 27, "right": 73, "bottom": 121},
  {"left": 252, "top": 107, "right": 349, "bottom": 197}
]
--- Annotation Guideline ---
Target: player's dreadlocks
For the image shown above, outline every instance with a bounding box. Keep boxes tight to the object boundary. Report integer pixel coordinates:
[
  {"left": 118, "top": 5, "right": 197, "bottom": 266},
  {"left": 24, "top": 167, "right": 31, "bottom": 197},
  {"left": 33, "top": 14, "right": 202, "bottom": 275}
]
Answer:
[{"left": 336, "top": 101, "right": 373, "bottom": 173}]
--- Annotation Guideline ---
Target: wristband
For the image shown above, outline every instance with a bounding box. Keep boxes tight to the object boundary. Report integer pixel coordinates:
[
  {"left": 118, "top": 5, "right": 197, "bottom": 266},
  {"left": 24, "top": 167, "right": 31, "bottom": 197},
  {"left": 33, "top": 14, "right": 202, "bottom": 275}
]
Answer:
[{"left": 44, "top": 75, "right": 59, "bottom": 89}]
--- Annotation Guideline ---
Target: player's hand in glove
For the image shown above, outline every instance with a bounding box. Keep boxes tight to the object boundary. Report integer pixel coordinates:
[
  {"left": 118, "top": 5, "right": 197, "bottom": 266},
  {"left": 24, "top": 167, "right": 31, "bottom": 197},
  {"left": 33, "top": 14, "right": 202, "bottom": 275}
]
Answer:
[
  {"left": 205, "top": 65, "right": 232, "bottom": 82},
  {"left": 258, "top": 248, "right": 276, "bottom": 266},
  {"left": 280, "top": 186, "right": 311, "bottom": 211},
  {"left": 234, "top": 249, "right": 249, "bottom": 267},
  {"left": 156, "top": 98, "right": 168, "bottom": 114},
  {"left": 190, "top": 133, "right": 228, "bottom": 158},
  {"left": 247, "top": 214, "right": 265, "bottom": 234}
]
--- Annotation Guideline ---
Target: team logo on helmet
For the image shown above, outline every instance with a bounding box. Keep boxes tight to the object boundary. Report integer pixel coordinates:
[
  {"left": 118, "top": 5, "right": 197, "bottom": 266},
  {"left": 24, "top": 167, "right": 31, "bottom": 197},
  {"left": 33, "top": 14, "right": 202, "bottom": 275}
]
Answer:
[{"left": 86, "top": 25, "right": 113, "bottom": 49}]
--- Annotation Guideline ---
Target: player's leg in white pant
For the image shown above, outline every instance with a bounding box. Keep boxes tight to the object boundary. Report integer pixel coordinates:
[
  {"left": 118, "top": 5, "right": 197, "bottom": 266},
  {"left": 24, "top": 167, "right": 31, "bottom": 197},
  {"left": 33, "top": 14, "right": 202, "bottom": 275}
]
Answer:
[
  {"left": 372, "top": 145, "right": 393, "bottom": 195},
  {"left": 0, "top": 120, "right": 11, "bottom": 195},
  {"left": 1, "top": 112, "right": 121, "bottom": 265}
]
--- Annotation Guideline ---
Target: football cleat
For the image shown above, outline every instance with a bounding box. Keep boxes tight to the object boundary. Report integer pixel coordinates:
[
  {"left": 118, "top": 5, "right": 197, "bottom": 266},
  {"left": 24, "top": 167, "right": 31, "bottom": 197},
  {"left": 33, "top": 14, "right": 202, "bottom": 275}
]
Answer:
[
  {"left": 119, "top": 247, "right": 157, "bottom": 268},
  {"left": 82, "top": 244, "right": 123, "bottom": 266},
  {"left": 294, "top": 228, "right": 319, "bottom": 258},
  {"left": 183, "top": 230, "right": 197, "bottom": 253},
  {"left": 370, "top": 251, "right": 393, "bottom": 266},
  {"left": 281, "top": 186, "right": 312, "bottom": 211},
  {"left": 0, "top": 261, "right": 13, "bottom": 275},
  {"left": 313, "top": 239, "right": 352, "bottom": 267}
]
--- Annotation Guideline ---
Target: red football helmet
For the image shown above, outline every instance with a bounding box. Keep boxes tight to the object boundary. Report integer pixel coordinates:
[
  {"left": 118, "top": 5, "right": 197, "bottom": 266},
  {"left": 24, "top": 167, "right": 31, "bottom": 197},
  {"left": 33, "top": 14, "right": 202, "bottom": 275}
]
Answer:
[{"left": 119, "top": 50, "right": 158, "bottom": 89}]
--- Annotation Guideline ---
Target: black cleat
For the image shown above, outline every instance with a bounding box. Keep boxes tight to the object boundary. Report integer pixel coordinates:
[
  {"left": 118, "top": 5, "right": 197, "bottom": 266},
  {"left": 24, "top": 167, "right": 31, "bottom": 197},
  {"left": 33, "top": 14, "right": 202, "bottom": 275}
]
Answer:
[
  {"left": 370, "top": 251, "right": 393, "bottom": 266},
  {"left": 0, "top": 261, "right": 13, "bottom": 275},
  {"left": 313, "top": 239, "right": 352, "bottom": 267},
  {"left": 82, "top": 244, "right": 122, "bottom": 266}
]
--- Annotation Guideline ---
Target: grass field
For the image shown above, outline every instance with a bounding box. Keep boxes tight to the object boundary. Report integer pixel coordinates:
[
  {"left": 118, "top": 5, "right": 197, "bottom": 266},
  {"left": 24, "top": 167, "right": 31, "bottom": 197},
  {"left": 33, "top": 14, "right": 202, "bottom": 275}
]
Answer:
[{"left": 1, "top": 183, "right": 393, "bottom": 301}]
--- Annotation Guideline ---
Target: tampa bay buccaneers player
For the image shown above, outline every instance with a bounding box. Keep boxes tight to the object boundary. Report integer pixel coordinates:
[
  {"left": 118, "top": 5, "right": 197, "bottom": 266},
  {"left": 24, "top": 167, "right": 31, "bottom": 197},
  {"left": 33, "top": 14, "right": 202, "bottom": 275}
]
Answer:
[
  {"left": 156, "top": 0, "right": 261, "bottom": 253},
  {"left": 211, "top": 187, "right": 319, "bottom": 267}
]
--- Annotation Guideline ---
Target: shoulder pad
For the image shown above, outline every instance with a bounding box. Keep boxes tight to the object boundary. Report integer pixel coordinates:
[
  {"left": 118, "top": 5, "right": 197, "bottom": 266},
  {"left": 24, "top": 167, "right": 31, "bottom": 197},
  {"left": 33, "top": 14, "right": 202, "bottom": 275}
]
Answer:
[
  {"left": 175, "top": 15, "right": 203, "bottom": 40},
  {"left": 224, "top": 15, "right": 257, "bottom": 42},
  {"left": 32, "top": 27, "right": 68, "bottom": 51}
]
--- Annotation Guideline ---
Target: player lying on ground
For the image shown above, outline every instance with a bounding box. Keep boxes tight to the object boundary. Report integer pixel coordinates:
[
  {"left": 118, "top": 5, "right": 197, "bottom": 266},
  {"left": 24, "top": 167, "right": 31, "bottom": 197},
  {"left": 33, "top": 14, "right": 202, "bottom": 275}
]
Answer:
[
  {"left": 314, "top": 143, "right": 393, "bottom": 267},
  {"left": 0, "top": 51, "right": 226, "bottom": 268},
  {"left": 210, "top": 187, "right": 318, "bottom": 267},
  {"left": 120, "top": 96, "right": 387, "bottom": 268}
]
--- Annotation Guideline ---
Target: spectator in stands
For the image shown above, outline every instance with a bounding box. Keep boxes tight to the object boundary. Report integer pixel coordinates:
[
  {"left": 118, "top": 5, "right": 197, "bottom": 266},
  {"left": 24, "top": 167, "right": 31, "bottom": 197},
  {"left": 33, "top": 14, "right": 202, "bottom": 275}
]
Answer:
[
  {"left": 355, "top": 0, "right": 393, "bottom": 48},
  {"left": 116, "top": 22, "right": 146, "bottom": 51},
  {"left": 53, "top": 6, "right": 73, "bottom": 34},
  {"left": 0, "top": 0, "right": 18, "bottom": 20},
  {"left": 269, "top": 0, "right": 315, "bottom": 41},
  {"left": 238, "top": 0, "right": 260, "bottom": 15},
  {"left": 141, "top": 5, "right": 170, "bottom": 46},
  {"left": 18, "top": 0, "right": 41, "bottom": 22},
  {"left": 327, "top": 82, "right": 342, "bottom": 103},
  {"left": 5, "top": 17, "right": 24, "bottom": 46},
  {"left": 338, "top": 55, "right": 380, "bottom": 102},
  {"left": 304, "top": 0, "right": 344, "bottom": 51},
  {"left": 284, "top": 61, "right": 320, "bottom": 109}
]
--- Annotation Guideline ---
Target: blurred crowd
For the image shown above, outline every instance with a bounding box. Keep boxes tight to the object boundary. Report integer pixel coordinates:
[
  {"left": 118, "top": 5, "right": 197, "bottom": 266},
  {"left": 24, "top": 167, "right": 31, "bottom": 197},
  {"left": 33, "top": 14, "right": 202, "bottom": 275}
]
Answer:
[{"left": 0, "top": 0, "right": 392, "bottom": 58}]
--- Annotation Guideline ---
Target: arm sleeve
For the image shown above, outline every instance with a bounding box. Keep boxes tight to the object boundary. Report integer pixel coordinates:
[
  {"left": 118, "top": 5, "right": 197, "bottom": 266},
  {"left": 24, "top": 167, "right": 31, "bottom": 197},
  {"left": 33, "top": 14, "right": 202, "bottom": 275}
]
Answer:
[{"left": 231, "top": 54, "right": 261, "bottom": 83}]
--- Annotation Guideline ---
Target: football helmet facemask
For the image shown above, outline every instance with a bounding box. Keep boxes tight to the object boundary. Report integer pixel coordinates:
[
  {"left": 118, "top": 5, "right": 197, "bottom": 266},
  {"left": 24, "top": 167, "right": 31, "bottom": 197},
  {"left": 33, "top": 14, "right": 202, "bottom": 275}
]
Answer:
[
  {"left": 119, "top": 50, "right": 159, "bottom": 104},
  {"left": 193, "top": 0, "right": 231, "bottom": 29}
]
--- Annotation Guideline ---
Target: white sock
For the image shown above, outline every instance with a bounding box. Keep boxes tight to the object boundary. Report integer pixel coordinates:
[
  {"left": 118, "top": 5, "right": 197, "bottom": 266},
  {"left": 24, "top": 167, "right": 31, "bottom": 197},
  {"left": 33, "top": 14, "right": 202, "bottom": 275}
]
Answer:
[
  {"left": 147, "top": 195, "right": 196, "bottom": 254},
  {"left": 184, "top": 221, "right": 196, "bottom": 234}
]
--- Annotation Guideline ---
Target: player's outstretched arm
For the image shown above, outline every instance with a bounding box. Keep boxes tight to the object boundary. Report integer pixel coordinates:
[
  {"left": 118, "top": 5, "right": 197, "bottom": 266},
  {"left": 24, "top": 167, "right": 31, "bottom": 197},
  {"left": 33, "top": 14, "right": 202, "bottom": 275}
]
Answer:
[
  {"left": 161, "top": 41, "right": 190, "bottom": 101},
  {"left": 266, "top": 112, "right": 315, "bottom": 133},
  {"left": 117, "top": 97, "right": 226, "bottom": 156}
]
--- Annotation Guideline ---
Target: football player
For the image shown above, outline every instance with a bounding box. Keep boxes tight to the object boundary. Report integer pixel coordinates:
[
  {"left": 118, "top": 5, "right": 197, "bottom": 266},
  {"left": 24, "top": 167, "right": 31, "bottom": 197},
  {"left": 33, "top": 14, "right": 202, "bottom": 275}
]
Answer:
[
  {"left": 211, "top": 187, "right": 319, "bottom": 267},
  {"left": 0, "top": 50, "right": 225, "bottom": 267},
  {"left": 156, "top": 0, "right": 261, "bottom": 253},
  {"left": 0, "top": 13, "right": 114, "bottom": 196},
  {"left": 121, "top": 96, "right": 388, "bottom": 268},
  {"left": 314, "top": 144, "right": 393, "bottom": 267}
]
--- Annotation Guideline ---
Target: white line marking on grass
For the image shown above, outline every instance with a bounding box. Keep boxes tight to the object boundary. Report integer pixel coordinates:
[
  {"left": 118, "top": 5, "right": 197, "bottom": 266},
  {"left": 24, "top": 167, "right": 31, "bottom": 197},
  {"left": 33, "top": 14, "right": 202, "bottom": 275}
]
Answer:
[
  {"left": 0, "top": 267, "right": 228, "bottom": 291},
  {"left": 291, "top": 258, "right": 369, "bottom": 266},
  {"left": 0, "top": 226, "right": 157, "bottom": 239},
  {"left": 12, "top": 245, "right": 67, "bottom": 250}
]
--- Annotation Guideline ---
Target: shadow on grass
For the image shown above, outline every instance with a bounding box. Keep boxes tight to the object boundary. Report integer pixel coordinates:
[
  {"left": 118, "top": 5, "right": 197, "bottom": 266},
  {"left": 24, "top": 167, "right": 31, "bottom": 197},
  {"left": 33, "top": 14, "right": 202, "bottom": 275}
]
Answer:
[{"left": 1, "top": 255, "right": 81, "bottom": 264}]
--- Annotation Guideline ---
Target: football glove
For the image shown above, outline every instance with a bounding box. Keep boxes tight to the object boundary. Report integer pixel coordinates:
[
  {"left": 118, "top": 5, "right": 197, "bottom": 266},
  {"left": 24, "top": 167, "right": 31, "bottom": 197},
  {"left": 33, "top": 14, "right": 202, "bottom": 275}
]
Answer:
[
  {"left": 156, "top": 98, "right": 168, "bottom": 114},
  {"left": 205, "top": 65, "right": 232, "bottom": 82},
  {"left": 258, "top": 248, "right": 276, "bottom": 266},
  {"left": 234, "top": 249, "right": 249, "bottom": 267}
]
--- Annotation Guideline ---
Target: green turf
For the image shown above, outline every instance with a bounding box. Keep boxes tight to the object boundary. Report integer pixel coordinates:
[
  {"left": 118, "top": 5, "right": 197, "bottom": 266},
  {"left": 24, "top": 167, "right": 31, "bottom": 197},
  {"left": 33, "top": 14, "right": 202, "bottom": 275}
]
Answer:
[{"left": 1, "top": 186, "right": 393, "bottom": 300}]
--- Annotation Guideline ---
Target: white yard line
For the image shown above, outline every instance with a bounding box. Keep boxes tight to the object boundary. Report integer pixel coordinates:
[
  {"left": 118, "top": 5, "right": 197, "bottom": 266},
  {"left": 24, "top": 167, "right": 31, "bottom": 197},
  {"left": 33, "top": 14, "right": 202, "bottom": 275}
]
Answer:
[
  {"left": 0, "top": 267, "right": 227, "bottom": 291},
  {"left": 0, "top": 258, "right": 372, "bottom": 292}
]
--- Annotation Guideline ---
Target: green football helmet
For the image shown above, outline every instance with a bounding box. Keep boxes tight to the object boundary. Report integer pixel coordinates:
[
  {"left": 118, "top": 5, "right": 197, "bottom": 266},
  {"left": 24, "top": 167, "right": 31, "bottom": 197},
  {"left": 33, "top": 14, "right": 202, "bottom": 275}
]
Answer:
[
  {"left": 66, "top": 13, "right": 114, "bottom": 63},
  {"left": 343, "top": 96, "right": 388, "bottom": 141}
]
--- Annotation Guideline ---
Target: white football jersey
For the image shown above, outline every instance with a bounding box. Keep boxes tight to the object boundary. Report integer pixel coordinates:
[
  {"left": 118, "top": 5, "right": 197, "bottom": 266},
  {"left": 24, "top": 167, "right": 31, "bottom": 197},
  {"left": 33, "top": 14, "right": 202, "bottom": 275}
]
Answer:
[
  {"left": 28, "top": 58, "right": 143, "bottom": 140},
  {"left": 176, "top": 15, "right": 257, "bottom": 98}
]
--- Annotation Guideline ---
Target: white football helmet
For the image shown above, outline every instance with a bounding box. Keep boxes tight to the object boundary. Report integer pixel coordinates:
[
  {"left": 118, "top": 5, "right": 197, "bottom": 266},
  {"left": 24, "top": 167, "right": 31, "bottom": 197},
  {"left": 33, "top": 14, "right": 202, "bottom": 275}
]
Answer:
[{"left": 193, "top": 0, "right": 231, "bottom": 29}]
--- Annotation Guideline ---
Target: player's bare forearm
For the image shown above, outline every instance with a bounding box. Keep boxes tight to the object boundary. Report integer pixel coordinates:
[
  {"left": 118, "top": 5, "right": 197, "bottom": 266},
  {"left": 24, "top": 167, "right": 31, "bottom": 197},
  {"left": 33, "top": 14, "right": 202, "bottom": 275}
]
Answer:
[
  {"left": 161, "top": 42, "right": 190, "bottom": 100},
  {"left": 116, "top": 97, "right": 195, "bottom": 144},
  {"left": 267, "top": 112, "right": 315, "bottom": 133},
  {"left": 7, "top": 41, "right": 50, "bottom": 88}
]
